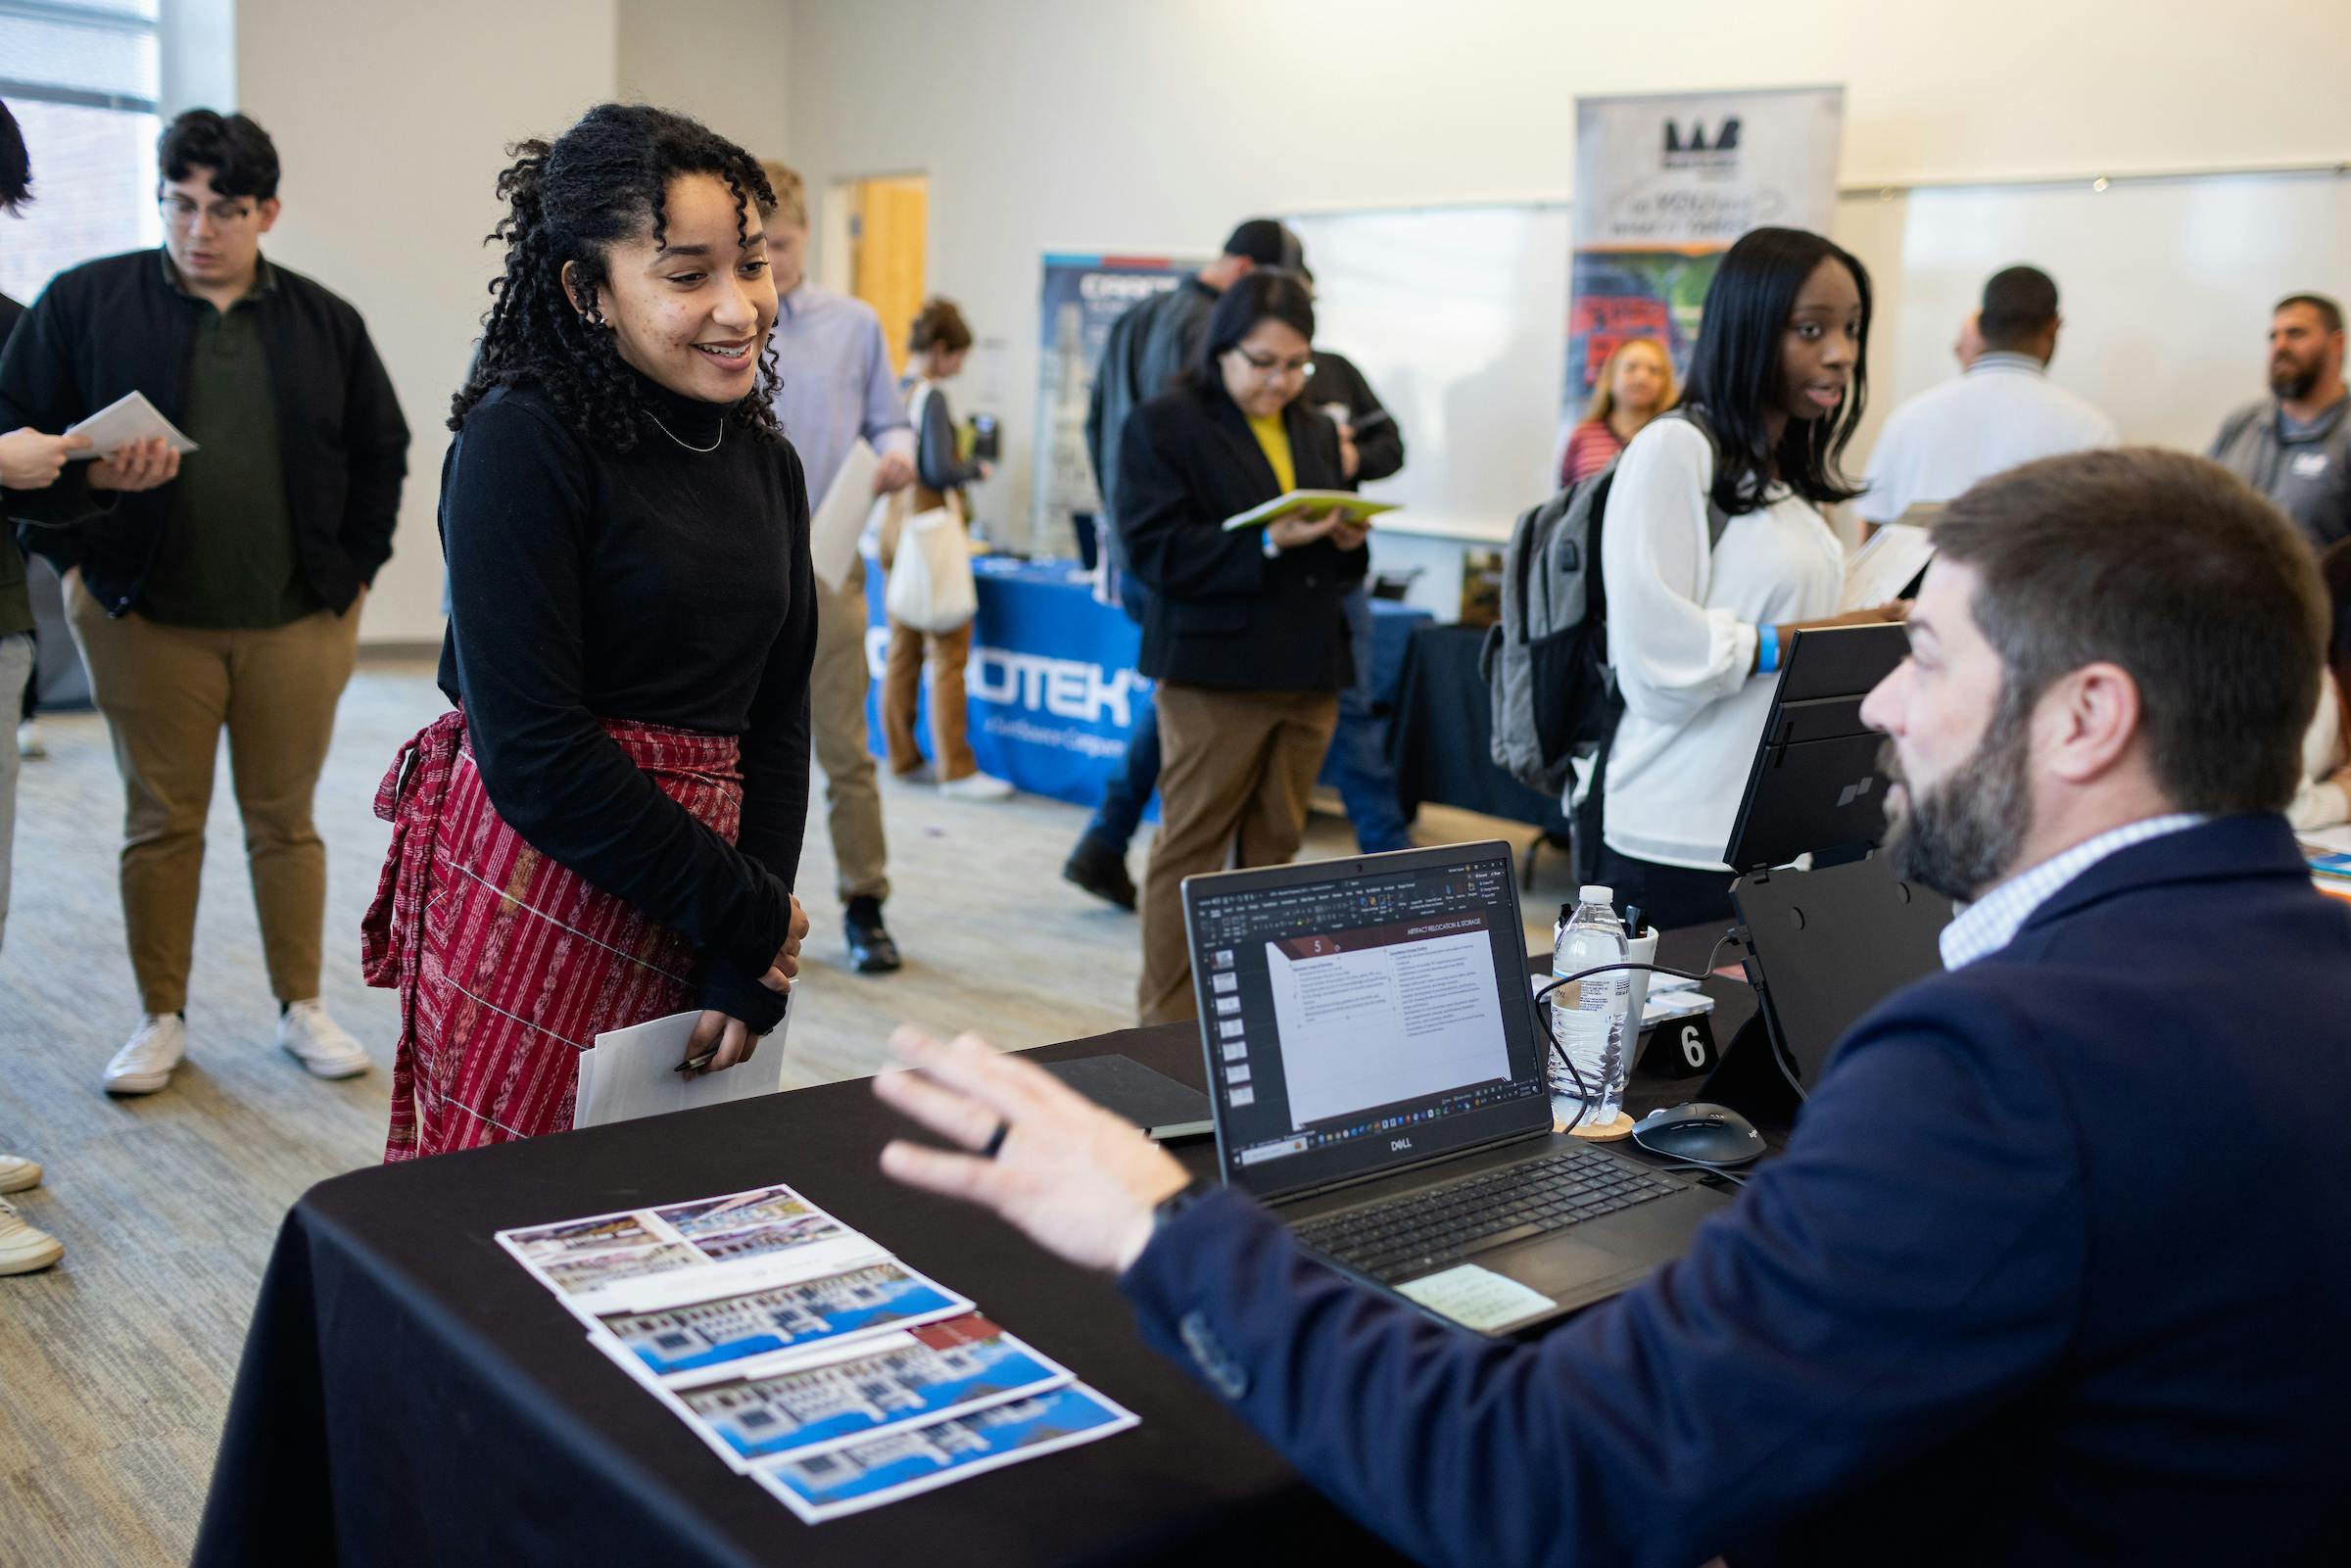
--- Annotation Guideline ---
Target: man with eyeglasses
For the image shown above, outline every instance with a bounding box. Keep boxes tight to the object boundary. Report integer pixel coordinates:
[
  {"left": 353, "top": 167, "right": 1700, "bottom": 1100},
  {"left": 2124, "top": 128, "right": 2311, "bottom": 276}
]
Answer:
[
  {"left": 1062, "top": 218, "right": 1305, "bottom": 913},
  {"left": 0, "top": 108, "right": 409, "bottom": 1099}
]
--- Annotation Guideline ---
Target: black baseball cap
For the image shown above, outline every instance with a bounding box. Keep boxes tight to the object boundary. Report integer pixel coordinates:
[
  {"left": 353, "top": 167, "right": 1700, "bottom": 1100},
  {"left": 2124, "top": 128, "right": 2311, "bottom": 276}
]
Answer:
[{"left": 1223, "top": 217, "right": 1303, "bottom": 270}]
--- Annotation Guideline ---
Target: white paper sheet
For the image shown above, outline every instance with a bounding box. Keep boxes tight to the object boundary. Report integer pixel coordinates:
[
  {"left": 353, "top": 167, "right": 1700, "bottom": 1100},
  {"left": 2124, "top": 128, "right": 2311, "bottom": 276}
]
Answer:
[
  {"left": 1839, "top": 521, "right": 1936, "bottom": 612},
  {"left": 808, "top": 440, "right": 881, "bottom": 593},
  {"left": 64, "top": 390, "right": 199, "bottom": 459},
  {"left": 573, "top": 1007, "right": 788, "bottom": 1131}
]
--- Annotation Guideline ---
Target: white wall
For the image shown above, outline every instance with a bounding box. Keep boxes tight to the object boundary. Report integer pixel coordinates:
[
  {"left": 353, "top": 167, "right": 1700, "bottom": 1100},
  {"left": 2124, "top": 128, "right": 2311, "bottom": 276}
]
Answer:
[
  {"left": 615, "top": 0, "right": 792, "bottom": 165},
  {"left": 781, "top": 0, "right": 2351, "bottom": 550},
  {"left": 234, "top": 0, "right": 621, "bottom": 643},
  {"left": 220, "top": 0, "right": 793, "bottom": 644},
  {"left": 159, "top": 0, "right": 237, "bottom": 117}
]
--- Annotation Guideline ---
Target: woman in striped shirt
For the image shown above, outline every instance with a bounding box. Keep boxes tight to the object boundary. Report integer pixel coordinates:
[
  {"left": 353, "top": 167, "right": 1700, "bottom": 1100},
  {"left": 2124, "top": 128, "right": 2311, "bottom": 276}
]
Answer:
[{"left": 1558, "top": 336, "right": 1676, "bottom": 487}]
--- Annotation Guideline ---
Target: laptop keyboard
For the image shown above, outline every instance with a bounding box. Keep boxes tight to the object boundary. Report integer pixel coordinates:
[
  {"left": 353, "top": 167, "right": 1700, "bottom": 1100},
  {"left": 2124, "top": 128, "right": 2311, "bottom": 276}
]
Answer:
[{"left": 1293, "top": 1147, "right": 1682, "bottom": 1285}]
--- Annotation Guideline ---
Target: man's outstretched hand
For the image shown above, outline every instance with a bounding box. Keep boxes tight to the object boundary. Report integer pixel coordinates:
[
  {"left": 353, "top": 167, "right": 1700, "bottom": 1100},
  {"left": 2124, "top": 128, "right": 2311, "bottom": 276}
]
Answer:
[{"left": 875, "top": 1027, "right": 1192, "bottom": 1273}]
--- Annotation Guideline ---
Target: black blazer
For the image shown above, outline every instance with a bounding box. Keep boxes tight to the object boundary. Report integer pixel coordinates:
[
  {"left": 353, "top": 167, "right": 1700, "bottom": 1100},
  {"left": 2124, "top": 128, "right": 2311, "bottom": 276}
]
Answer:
[
  {"left": 1116, "top": 385, "right": 1368, "bottom": 691},
  {"left": 0, "top": 248, "right": 409, "bottom": 617}
]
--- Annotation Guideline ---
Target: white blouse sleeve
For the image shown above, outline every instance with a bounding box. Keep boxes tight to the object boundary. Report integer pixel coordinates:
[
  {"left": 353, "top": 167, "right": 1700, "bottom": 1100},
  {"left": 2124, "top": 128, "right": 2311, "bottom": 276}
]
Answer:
[
  {"left": 1600, "top": 418, "right": 1759, "bottom": 727},
  {"left": 2287, "top": 671, "right": 2349, "bottom": 831}
]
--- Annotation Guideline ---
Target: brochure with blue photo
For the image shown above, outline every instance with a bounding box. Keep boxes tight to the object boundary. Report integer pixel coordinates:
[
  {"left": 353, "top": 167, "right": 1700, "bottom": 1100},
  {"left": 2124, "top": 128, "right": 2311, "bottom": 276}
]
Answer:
[
  {"left": 752, "top": 1384, "right": 1140, "bottom": 1523},
  {"left": 596, "top": 1259, "right": 971, "bottom": 1376},
  {"left": 501, "top": 1182, "right": 1136, "bottom": 1522},
  {"left": 602, "top": 1312, "right": 1076, "bottom": 1468}
]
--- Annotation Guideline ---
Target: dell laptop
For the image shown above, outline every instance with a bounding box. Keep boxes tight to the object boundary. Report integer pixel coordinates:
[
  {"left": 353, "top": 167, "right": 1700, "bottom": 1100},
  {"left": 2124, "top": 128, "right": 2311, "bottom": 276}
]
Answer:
[{"left": 1181, "top": 841, "right": 1732, "bottom": 1334}]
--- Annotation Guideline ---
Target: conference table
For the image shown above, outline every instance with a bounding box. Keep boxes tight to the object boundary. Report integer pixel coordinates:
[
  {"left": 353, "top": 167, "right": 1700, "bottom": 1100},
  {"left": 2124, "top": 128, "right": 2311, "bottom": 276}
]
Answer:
[{"left": 192, "top": 930, "right": 1753, "bottom": 1568}]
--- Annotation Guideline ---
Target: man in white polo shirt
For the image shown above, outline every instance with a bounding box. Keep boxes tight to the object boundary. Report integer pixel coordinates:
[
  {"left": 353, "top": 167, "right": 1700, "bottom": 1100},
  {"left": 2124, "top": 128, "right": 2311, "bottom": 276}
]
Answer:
[{"left": 1858, "top": 265, "right": 2116, "bottom": 535}]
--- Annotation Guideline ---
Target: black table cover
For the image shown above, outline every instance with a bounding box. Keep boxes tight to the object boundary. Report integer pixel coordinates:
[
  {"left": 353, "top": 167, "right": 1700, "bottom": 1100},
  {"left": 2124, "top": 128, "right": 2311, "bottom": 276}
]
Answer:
[
  {"left": 191, "top": 1026, "right": 1412, "bottom": 1568},
  {"left": 1387, "top": 623, "right": 1572, "bottom": 834},
  {"left": 196, "top": 968, "right": 1755, "bottom": 1568}
]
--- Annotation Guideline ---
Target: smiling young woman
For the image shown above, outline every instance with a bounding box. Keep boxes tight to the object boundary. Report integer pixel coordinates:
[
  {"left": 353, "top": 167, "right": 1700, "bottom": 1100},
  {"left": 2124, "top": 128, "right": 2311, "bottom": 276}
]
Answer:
[
  {"left": 364, "top": 105, "right": 815, "bottom": 1162},
  {"left": 1585, "top": 226, "right": 1906, "bottom": 927}
]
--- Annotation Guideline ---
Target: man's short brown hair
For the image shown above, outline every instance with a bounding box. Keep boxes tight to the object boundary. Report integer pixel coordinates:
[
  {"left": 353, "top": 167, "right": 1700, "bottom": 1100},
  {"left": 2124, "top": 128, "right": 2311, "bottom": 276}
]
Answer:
[
  {"left": 1932, "top": 449, "right": 2327, "bottom": 815},
  {"left": 758, "top": 159, "right": 806, "bottom": 228}
]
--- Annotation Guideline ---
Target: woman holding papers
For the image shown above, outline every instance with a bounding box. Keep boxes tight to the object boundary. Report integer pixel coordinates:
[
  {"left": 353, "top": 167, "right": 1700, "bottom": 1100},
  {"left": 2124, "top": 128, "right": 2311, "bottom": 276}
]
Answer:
[
  {"left": 1594, "top": 227, "right": 1906, "bottom": 927},
  {"left": 365, "top": 105, "right": 813, "bottom": 1161},
  {"left": 1117, "top": 269, "right": 1369, "bottom": 1023}
]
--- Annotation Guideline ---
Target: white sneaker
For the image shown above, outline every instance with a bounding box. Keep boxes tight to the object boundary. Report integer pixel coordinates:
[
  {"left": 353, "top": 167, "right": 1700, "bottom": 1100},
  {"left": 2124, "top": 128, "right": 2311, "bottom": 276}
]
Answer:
[
  {"left": 938, "top": 771, "right": 1015, "bottom": 801},
  {"left": 104, "top": 1013, "right": 187, "bottom": 1096},
  {"left": 277, "top": 999, "right": 371, "bottom": 1079},
  {"left": 0, "top": 1155, "right": 40, "bottom": 1194},
  {"left": 15, "top": 720, "right": 43, "bottom": 759},
  {"left": 0, "top": 1198, "right": 63, "bottom": 1275}
]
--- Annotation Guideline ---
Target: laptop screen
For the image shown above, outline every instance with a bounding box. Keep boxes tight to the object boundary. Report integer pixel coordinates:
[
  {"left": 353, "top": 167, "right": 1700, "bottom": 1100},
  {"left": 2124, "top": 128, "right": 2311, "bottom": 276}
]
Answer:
[{"left": 1183, "top": 843, "right": 1552, "bottom": 1202}]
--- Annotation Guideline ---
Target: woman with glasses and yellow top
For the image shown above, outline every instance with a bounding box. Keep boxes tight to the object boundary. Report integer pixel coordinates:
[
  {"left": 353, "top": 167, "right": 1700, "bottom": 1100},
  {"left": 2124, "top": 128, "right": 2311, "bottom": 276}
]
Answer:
[{"left": 1116, "top": 270, "right": 1368, "bottom": 1023}]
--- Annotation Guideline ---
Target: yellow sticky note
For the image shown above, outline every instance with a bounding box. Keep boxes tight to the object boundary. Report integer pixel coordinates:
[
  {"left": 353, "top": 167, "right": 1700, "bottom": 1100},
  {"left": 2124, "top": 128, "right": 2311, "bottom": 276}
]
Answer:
[{"left": 1395, "top": 1263, "right": 1557, "bottom": 1332}]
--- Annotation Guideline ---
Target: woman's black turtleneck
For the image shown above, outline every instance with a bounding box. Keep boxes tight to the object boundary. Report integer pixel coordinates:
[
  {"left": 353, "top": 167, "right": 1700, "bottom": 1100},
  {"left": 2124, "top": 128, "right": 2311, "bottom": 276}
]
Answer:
[{"left": 436, "top": 371, "right": 815, "bottom": 1030}]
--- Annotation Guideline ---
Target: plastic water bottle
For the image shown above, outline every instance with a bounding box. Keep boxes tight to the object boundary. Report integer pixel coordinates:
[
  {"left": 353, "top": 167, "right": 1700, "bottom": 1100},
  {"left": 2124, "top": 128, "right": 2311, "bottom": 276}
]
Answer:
[{"left": 1550, "top": 885, "right": 1631, "bottom": 1127}]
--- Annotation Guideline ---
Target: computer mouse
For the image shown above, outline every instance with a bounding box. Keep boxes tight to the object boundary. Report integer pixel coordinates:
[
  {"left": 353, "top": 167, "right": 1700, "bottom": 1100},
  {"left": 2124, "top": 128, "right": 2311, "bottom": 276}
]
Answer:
[{"left": 1630, "top": 1102, "right": 1766, "bottom": 1167}]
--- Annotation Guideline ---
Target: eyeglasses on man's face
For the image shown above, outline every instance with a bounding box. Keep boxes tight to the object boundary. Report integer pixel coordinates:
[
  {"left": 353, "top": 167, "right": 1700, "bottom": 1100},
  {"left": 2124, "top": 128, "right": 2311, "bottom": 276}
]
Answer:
[{"left": 158, "top": 193, "right": 260, "bottom": 228}]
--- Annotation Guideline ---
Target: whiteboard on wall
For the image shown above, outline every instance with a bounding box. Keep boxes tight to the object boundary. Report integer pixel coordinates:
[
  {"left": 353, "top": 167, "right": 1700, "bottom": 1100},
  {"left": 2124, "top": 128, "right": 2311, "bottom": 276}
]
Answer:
[
  {"left": 1288, "top": 205, "right": 1569, "bottom": 540},
  {"left": 1291, "top": 168, "right": 2351, "bottom": 540}
]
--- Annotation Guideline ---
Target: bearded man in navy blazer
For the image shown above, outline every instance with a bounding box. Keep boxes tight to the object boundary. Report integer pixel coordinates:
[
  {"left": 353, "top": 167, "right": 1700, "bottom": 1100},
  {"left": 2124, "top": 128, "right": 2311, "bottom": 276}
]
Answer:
[{"left": 874, "top": 448, "right": 2351, "bottom": 1566}]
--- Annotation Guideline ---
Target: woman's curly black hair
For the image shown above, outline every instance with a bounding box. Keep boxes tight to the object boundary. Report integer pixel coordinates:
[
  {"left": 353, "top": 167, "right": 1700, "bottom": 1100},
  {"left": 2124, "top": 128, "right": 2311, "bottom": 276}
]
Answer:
[{"left": 450, "top": 103, "right": 784, "bottom": 450}]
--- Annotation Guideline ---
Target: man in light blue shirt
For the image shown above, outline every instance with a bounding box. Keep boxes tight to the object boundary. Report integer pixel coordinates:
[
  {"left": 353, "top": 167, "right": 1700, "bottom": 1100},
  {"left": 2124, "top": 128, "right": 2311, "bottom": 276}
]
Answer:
[{"left": 761, "top": 161, "right": 917, "bottom": 974}]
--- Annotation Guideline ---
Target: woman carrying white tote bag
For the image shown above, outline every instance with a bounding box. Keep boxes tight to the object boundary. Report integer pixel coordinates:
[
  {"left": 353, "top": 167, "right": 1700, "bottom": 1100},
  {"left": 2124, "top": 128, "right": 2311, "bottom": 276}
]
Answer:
[{"left": 879, "top": 301, "right": 1011, "bottom": 798}]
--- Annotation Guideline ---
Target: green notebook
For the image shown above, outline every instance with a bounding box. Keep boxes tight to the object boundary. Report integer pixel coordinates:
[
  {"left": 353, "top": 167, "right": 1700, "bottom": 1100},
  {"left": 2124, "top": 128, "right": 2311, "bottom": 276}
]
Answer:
[{"left": 1221, "top": 490, "right": 1401, "bottom": 531}]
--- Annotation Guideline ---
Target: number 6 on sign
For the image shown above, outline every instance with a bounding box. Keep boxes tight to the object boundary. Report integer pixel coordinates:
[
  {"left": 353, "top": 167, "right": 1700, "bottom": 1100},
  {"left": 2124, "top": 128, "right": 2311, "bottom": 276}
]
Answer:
[{"left": 1636, "top": 1013, "right": 1719, "bottom": 1079}]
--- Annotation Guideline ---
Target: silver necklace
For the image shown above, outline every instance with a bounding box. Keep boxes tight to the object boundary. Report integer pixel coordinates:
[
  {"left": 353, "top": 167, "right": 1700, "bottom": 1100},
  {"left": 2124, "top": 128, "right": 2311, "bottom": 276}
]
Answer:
[{"left": 645, "top": 409, "right": 724, "bottom": 453}]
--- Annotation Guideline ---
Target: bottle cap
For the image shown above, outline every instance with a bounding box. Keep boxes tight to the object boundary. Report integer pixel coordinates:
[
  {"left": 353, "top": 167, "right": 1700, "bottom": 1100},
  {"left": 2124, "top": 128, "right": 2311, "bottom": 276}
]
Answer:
[{"left": 1577, "top": 885, "right": 1615, "bottom": 906}]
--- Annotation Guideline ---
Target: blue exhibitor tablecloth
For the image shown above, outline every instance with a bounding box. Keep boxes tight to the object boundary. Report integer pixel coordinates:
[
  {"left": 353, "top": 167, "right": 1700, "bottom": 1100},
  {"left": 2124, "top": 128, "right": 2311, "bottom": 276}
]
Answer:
[{"left": 863, "top": 556, "right": 1429, "bottom": 812}]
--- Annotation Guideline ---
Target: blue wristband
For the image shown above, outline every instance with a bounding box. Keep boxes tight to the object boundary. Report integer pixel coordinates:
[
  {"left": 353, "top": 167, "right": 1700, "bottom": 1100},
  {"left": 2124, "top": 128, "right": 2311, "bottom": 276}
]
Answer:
[{"left": 1757, "top": 623, "right": 1780, "bottom": 675}]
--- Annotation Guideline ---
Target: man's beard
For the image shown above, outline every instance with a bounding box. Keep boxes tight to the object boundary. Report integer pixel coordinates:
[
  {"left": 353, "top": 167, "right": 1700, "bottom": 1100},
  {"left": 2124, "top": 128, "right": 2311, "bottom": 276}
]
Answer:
[
  {"left": 1881, "top": 695, "right": 2034, "bottom": 903},
  {"left": 2270, "top": 357, "right": 2320, "bottom": 402}
]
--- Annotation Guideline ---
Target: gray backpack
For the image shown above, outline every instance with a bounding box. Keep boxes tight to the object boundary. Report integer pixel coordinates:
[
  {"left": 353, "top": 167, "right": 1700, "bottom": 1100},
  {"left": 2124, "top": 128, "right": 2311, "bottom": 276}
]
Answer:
[{"left": 1481, "top": 407, "right": 1729, "bottom": 794}]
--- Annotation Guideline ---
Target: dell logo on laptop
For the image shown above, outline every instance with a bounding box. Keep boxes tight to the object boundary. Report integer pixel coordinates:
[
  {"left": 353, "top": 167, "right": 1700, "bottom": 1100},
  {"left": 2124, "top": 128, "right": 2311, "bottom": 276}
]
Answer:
[
  {"left": 1390, "top": 1137, "right": 1414, "bottom": 1152},
  {"left": 1835, "top": 776, "right": 1878, "bottom": 809}
]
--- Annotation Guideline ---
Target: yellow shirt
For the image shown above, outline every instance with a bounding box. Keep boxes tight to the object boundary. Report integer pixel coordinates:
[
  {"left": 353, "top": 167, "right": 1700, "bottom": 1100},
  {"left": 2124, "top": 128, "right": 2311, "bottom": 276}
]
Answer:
[{"left": 1247, "top": 411, "right": 1297, "bottom": 495}]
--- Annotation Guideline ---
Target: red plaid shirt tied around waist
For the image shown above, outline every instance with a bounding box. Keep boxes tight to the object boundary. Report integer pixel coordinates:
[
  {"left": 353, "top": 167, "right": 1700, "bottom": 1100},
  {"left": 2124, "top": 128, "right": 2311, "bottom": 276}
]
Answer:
[{"left": 362, "top": 709, "right": 744, "bottom": 1162}]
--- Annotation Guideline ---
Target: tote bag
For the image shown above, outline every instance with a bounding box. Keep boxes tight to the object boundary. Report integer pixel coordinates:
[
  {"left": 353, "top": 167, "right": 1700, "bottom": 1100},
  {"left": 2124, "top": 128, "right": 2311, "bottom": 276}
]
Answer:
[{"left": 884, "top": 379, "right": 981, "bottom": 631}]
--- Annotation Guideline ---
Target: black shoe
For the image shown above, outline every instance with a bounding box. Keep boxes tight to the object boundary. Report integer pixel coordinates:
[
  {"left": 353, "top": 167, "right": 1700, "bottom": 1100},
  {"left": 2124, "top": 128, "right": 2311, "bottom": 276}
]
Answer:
[
  {"left": 843, "top": 896, "right": 902, "bottom": 974},
  {"left": 1062, "top": 835, "right": 1137, "bottom": 912}
]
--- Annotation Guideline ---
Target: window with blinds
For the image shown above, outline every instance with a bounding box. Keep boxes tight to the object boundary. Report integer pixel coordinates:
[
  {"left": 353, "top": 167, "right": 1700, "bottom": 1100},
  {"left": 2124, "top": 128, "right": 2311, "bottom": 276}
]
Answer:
[{"left": 0, "top": 0, "right": 164, "bottom": 307}]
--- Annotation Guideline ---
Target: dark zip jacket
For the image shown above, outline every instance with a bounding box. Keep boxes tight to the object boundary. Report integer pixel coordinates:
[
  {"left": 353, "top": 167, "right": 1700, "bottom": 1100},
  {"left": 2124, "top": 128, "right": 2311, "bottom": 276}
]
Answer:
[{"left": 0, "top": 248, "right": 408, "bottom": 616}]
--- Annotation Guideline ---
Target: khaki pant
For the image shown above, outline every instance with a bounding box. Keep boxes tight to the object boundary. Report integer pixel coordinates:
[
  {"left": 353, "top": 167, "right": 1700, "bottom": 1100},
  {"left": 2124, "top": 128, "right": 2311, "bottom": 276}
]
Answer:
[
  {"left": 882, "top": 618, "right": 978, "bottom": 781},
  {"left": 67, "top": 576, "right": 360, "bottom": 1015},
  {"left": 807, "top": 557, "right": 890, "bottom": 904},
  {"left": 1137, "top": 685, "right": 1339, "bottom": 1025}
]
